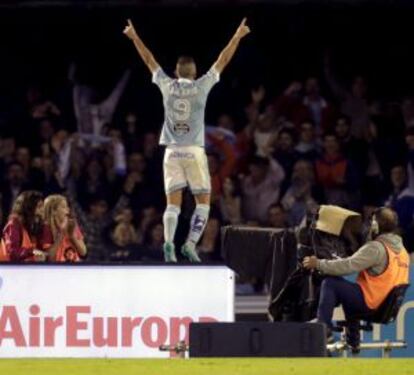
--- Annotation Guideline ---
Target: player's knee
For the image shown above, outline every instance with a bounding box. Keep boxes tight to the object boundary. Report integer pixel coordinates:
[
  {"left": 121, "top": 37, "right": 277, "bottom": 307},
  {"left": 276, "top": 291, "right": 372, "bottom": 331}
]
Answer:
[
  {"left": 195, "top": 193, "right": 210, "bottom": 205},
  {"left": 166, "top": 191, "right": 183, "bottom": 206}
]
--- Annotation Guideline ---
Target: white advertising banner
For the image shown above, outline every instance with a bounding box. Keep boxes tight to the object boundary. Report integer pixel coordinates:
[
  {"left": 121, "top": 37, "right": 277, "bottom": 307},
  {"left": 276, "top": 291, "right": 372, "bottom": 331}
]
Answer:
[{"left": 0, "top": 265, "right": 234, "bottom": 358}]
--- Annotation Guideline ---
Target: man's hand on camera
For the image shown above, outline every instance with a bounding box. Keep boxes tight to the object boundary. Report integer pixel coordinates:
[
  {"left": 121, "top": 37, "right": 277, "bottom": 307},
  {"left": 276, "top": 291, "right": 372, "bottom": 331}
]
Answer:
[{"left": 303, "top": 256, "right": 318, "bottom": 270}]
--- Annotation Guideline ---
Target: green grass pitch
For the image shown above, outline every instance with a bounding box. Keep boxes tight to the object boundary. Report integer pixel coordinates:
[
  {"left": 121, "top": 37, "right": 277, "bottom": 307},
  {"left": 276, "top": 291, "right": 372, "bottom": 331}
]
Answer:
[{"left": 0, "top": 358, "right": 413, "bottom": 375}]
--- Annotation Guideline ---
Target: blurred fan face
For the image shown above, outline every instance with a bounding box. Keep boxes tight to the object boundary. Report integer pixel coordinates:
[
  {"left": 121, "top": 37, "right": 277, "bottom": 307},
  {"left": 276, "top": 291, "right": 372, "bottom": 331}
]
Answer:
[
  {"left": 223, "top": 177, "right": 235, "bottom": 195},
  {"left": 39, "top": 119, "right": 54, "bottom": 140},
  {"left": 305, "top": 78, "right": 319, "bottom": 96},
  {"left": 268, "top": 206, "right": 286, "bottom": 228},
  {"left": 7, "top": 164, "right": 25, "bottom": 185},
  {"left": 249, "top": 164, "right": 267, "bottom": 182},
  {"left": 391, "top": 166, "right": 406, "bottom": 189},
  {"left": 292, "top": 160, "right": 313, "bottom": 182},
  {"left": 335, "top": 118, "right": 350, "bottom": 138},
  {"left": 87, "top": 160, "right": 103, "bottom": 179},
  {"left": 16, "top": 147, "right": 30, "bottom": 166},
  {"left": 128, "top": 153, "right": 146, "bottom": 173},
  {"left": 300, "top": 122, "right": 314, "bottom": 143},
  {"left": 323, "top": 135, "right": 340, "bottom": 154},
  {"left": 257, "top": 113, "right": 274, "bottom": 131},
  {"left": 217, "top": 114, "right": 235, "bottom": 131},
  {"left": 151, "top": 223, "right": 164, "bottom": 244},
  {"left": 2, "top": 138, "right": 16, "bottom": 157},
  {"left": 90, "top": 201, "right": 108, "bottom": 218},
  {"left": 352, "top": 76, "right": 367, "bottom": 98},
  {"left": 277, "top": 132, "right": 294, "bottom": 151},
  {"left": 122, "top": 208, "right": 134, "bottom": 223}
]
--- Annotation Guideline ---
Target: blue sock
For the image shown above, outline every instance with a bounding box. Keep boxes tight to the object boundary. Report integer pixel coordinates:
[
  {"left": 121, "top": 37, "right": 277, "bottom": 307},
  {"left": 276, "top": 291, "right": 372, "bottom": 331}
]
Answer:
[{"left": 186, "top": 204, "right": 210, "bottom": 249}]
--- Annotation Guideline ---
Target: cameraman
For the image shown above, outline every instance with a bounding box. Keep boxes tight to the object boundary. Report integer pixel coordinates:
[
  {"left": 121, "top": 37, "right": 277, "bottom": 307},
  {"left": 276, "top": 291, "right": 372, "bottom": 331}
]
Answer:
[{"left": 303, "top": 207, "right": 410, "bottom": 346}]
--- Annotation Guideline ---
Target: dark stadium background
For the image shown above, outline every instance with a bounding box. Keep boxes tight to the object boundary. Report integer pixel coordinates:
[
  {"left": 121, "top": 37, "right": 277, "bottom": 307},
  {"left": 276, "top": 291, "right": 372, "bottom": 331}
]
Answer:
[{"left": 1, "top": 0, "right": 414, "bottom": 131}]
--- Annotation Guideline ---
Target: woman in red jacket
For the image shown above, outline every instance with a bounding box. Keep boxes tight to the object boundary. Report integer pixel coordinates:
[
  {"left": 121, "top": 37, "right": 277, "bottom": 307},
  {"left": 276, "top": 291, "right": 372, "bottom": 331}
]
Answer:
[
  {"left": 42, "top": 194, "right": 87, "bottom": 262},
  {"left": 1, "top": 190, "right": 46, "bottom": 262}
]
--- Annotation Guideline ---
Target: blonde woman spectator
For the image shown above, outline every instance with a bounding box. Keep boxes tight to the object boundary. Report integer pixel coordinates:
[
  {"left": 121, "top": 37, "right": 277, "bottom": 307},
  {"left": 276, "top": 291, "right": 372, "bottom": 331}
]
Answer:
[{"left": 42, "top": 194, "right": 87, "bottom": 262}]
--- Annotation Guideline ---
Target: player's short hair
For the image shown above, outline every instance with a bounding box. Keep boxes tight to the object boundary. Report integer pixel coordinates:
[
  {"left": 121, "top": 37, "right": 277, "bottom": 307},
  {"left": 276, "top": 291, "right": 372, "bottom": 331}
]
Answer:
[{"left": 176, "top": 56, "right": 196, "bottom": 79}]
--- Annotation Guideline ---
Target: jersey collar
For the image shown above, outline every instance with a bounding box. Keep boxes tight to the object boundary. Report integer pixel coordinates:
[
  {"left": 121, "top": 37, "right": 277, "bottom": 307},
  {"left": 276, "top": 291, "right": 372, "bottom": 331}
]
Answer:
[{"left": 177, "top": 78, "right": 193, "bottom": 83}]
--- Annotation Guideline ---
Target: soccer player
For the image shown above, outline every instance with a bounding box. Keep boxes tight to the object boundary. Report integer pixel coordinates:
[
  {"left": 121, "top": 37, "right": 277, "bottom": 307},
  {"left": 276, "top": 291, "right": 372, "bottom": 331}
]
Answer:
[{"left": 124, "top": 18, "right": 251, "bottom": 262}]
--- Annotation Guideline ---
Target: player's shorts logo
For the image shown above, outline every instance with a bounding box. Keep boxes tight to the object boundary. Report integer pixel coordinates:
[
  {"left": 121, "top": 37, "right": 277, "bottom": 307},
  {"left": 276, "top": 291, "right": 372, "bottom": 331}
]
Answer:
[{"left": 173, "top": 123, "right": 190, "bottom": 136}]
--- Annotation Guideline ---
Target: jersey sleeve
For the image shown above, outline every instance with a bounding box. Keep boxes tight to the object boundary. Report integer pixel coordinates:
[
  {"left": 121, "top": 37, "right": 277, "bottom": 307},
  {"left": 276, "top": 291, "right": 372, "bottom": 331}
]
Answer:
[
  {"left": 152, "top": 68, "right": 173, "bottom": 91},
  {"left": 196, "top": 67, "right": 220, "bottom": 93}
]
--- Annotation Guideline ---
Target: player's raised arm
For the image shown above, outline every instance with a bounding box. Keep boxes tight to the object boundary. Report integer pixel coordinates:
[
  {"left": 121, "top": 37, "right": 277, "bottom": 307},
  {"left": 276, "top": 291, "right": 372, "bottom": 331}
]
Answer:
[
  {"left": 212, "top": 18, "right": 251, "bottom": 74},
  {"left": 123, "top": 19, "right": 160, "bottom": 74}
]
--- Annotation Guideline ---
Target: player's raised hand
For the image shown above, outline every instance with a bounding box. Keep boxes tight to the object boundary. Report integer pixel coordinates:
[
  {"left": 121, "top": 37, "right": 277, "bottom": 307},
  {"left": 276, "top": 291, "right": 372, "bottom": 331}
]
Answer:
[
  {"left": 123, "top": 19, "right": 138, "bottom": 40},
  {"left": 235, "top": 17, "right": 251, "bottom": 39}
]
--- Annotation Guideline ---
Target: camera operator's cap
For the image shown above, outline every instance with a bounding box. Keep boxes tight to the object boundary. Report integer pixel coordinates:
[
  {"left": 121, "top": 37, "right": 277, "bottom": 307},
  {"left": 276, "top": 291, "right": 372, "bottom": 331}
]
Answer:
[{"left": 316, "top": 205, "right": 360, "bottom": 236}]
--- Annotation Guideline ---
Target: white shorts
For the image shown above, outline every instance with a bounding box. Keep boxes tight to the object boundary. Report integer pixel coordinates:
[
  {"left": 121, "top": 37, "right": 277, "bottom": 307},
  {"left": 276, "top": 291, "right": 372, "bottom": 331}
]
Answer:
[{"left": 163, "top": 146, "right": 211, "bottom": 195}]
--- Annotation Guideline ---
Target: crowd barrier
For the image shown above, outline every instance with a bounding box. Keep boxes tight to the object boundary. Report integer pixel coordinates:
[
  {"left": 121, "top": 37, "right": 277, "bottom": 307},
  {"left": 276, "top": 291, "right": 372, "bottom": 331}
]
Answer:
[{"left": 0, "top": 264, "right": 234, "bottom": 358}]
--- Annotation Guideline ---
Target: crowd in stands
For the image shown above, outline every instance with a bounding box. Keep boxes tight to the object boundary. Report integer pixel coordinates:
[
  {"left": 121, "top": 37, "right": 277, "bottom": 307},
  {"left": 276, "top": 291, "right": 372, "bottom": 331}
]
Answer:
[{"left": 1, "top": 54, "right": 414, "bottom": 264}]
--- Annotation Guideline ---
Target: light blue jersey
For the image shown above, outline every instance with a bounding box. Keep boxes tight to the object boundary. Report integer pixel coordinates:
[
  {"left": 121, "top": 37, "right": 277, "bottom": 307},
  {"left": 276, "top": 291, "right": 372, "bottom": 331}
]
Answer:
[{"left": 152, "top": 67, "right": 220, "bottom": 147}]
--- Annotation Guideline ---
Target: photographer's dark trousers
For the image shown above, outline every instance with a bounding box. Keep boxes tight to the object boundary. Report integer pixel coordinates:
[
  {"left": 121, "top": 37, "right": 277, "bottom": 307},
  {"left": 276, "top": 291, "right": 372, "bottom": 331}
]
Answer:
[{"left": 317, "top": 276, "right": 372, "bottom": 346}]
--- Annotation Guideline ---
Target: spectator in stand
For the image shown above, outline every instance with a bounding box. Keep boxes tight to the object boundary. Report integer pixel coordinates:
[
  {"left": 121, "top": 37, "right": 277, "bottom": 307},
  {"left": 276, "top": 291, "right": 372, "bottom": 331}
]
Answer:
[
  {"left": 267, "top": 203, "right": 288, "bottom": 228},
  {"left": 197, "top": 214, "right": 222, "bottom": 261},
  {"left": 402, "top": 97, "right": 414, "bottom": 128},
  {"left": 76, "top": 158, "right": 112, "bottom": 207},
  {"left": 362, "top": 118, "right": 405, "bottom": 206},
  {"left": 207, "top": 132, "right": 237, "bottom": 201},
  {"left": 122, "top": 112, "right": 141, "bottom": 152},
  {"left": 217, "top": 113, "right": 236, "bottom": 133},
  {"left": 219, "top": 176, "right": 243, "bottom": 224},
  {"left": 384, "top": 165, "right": 414, "bottom": 251},
  {"left": 269, "top": 127, "right": 300, "bottom": 180},
  {"left": 42, "top": 194, "right": 87, "bottom": 262},
  {"left": 1, "top": 162, "right": 31, "bottom": 218},
  {"left": 302, "top": 77, "right": 335, "bottom": 134},
  {"left": 281, "top": 159, "right": 318, "bottom": 226},
  {"left": 315, "top": 133, "right": 358, "bottom": 208},
  {"left": 15, "top": 147, "right": 31, "bottom": 175},
  {"left": 125, "top": 152, "right": 160, "bottom": 212},
  {"left": 66, "top": 174, "right": 136, "bottom": 262},
  {"left": 295, "top": 121, "right": 320, "bottom": 162},
  {"left": 1, "top": 190, "right": 46, "bottom": 262},
  {"left": 236, "top": 86, "right": 265, "bottom": 171},
  {"left": 334, "top": 115, "right": 367, "bottom": 166},
  {"left": 110, "top": 207, "right": 139, "bottom": 261},
  {"left": 0, "top": 136, "right": 17, "bottom": 166},
  {"left": 273, "top": 81, "right": 302, "bottom": 124},
  {"left": 253, "top": 111, "right": 278, "bottom": 157},
  {"left": 69, "top": 63, "right": 130, "bottom": 136},
  {"left": 324, "top": 53, "right": 371, "bottom": 139},
  {"left": 26, "top": 86, "right": 61, "bottom": 120},
  {"left": 241, "top": 155, "right": 285, "bottom": 223},
  {"left": 141, "top": 132, "right": 164, "bottom": 189},
  {"left": 405, "top": 127, "right": 414, "bottom": 190},
  {"left": 140, "top": 220, "right": 164, "bottom": 261},
  {"left": 136, "top": 206, "right": 161, "bottom": 245},
  {"left": 273, "top": 79, "right": 335, "bottom": 134}
]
